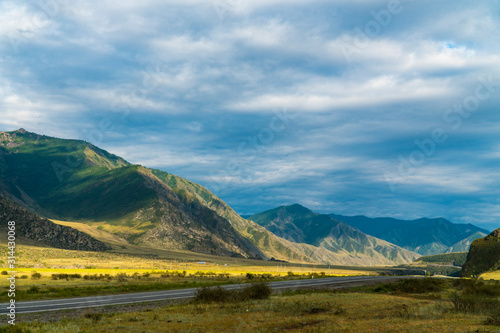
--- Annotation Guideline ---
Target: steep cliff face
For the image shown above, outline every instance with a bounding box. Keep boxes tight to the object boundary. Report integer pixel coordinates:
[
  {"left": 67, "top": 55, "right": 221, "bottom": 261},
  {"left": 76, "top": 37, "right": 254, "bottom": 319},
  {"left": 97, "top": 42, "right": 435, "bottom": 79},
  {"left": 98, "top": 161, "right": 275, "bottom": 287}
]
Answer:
[
  {"left": 461, "top": 228, "right": 500, "bottom": 277},
  {"left": 0, "top": 195, "right": 110, "bottom": 251}
]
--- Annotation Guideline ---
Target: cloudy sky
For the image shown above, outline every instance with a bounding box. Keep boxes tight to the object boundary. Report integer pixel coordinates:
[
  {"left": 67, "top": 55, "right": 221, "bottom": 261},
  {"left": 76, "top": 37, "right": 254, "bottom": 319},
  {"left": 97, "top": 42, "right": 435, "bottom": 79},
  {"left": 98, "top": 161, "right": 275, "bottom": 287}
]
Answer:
[{"left": 1, "top": 0, "right": 499, "bottom": 230}]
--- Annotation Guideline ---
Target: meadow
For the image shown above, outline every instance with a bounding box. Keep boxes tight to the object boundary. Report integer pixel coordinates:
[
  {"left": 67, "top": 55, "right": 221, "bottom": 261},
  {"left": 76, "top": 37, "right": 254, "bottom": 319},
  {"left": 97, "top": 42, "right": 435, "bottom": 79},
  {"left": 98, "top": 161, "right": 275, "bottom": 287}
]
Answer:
[
  {"left": 4, "top": 278, "right": 500, "bottom": 332},
  {"left": 0, "top": 242, "right": 378, "bottom": 302}
]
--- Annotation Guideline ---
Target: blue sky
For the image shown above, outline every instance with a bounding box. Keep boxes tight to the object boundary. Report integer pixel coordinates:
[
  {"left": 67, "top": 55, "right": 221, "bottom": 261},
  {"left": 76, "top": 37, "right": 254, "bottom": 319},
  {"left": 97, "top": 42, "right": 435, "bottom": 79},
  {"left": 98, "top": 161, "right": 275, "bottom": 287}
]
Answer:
[{"left": 1, "top": 0, "right": 499, "bottom": 230}]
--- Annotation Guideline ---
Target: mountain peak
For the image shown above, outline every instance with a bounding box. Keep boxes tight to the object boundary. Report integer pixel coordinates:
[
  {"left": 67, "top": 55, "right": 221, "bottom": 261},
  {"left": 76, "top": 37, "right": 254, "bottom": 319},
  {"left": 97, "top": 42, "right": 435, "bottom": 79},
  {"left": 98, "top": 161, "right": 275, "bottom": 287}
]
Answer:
[{"left": 281, "top": 203, "right": 311, "bottom": 214}]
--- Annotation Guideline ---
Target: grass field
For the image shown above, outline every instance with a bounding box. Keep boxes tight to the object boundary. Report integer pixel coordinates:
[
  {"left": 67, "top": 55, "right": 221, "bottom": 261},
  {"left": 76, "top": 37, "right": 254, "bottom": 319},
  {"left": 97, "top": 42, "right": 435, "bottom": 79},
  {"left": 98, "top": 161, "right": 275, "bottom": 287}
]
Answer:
[
  {"left": 0, "top": 241, "right": 378, "bottom": 302},
  {"left": 480, "top": 270, "right": 500, "bottom": 280},
  {"left": 6, "top": 279, "right": 500, "bottom": 332}
]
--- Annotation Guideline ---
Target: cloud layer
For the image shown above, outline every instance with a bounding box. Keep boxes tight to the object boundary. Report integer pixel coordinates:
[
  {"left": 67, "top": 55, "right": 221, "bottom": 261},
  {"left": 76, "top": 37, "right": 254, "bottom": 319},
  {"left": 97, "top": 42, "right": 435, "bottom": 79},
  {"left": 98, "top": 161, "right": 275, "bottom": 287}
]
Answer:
[{"left": 1, "top": 0, "right": 500, "bottom": 230}]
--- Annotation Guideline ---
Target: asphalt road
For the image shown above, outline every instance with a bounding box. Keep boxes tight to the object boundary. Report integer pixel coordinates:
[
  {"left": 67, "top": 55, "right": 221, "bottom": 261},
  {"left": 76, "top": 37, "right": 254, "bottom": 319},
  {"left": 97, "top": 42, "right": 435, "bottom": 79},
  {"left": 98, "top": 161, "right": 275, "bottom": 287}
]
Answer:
[{"left": 1, "top": 275, "right": 409, "bottom": 314}]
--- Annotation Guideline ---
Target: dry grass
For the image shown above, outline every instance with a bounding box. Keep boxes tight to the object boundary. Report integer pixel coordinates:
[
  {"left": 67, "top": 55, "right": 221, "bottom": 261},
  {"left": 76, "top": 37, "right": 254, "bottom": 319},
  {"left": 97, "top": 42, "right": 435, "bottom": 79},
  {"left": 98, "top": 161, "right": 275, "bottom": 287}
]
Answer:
[
  {"left": 480, "top": 270, "right": 500, "bottom": 280},
  {"left": 9, "top": 291, "right": 499, "bottom": 332}
]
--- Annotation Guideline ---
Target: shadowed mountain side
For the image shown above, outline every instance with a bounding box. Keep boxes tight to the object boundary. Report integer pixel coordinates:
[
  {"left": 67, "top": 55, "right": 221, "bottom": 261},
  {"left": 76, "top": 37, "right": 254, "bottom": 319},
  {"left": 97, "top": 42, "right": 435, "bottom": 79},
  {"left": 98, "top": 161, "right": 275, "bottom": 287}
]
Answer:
[{"left": 0, "top": 195, "right": 110, "bottom": 251}]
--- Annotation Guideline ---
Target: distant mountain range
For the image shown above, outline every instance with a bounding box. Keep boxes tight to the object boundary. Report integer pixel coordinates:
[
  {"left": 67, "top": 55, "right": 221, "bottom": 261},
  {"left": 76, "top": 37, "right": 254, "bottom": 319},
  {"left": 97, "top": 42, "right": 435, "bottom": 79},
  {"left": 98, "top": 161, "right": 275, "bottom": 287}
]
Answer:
[
  {"left": 249, "top": 204, "right": 419, "bottom": 265},
  {"left": 0, "top": 129, "right": 414, "bottom": 265},
  {"left": 329, "top": 214, "right": 488, "bottom": 255}
]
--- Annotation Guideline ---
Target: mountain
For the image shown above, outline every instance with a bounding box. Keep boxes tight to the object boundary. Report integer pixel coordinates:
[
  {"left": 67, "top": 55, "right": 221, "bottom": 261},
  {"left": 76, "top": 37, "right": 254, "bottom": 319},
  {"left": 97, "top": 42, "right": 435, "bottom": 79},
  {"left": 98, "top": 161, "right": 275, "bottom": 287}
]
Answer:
[
  {"left": 0, "top": 195, "right": 110, "bottom": 251},
  {"left": 461, "top": 228, "right": 500, "bottom": 277},
  {"left": 0, "top": 129, "right": 420, "bottom": 265},
  {"left": 249, "top": 204, "right": 420, "bottom": 265},
  {"left": 329, "top": 214, "right": 488, "bottom": 255},
  {"left": 0, "top": 129, "right": 264, "bottom": 258}
]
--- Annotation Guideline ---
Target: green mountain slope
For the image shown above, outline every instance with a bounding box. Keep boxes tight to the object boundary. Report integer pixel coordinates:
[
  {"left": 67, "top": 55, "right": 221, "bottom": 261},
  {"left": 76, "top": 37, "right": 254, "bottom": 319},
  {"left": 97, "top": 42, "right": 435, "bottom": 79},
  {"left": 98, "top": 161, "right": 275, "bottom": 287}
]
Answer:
[
  {"left": 0, "top": 129, "right": 264, "bottom": 258},
  {"left": 461, "top": 228, "right": 500, "bottom": 277},
  {"left": 250, "top": 204, "right": 420, "bottom": 265},
  {"left": 330, "top": 214, "right": 488, "bottom": 255}
]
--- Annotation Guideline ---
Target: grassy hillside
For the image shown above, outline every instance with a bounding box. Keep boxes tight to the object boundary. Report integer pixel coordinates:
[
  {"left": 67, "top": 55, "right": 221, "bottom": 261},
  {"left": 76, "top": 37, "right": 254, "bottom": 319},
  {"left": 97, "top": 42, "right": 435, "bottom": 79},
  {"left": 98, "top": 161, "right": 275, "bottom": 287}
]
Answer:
[
  {"left": 415, "top": 252, "right": 468, "bottom": 266},
  {"left": 461, "top": 228, "right": 500, "bottom": 277}
]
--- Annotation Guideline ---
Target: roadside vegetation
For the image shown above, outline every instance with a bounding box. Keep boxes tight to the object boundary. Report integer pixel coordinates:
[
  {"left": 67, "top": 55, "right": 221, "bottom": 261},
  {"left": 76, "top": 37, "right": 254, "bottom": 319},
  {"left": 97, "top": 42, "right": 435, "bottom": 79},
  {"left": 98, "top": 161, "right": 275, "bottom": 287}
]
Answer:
[{"left": 2, "top": 278, "right": 500, "bottom": 332}]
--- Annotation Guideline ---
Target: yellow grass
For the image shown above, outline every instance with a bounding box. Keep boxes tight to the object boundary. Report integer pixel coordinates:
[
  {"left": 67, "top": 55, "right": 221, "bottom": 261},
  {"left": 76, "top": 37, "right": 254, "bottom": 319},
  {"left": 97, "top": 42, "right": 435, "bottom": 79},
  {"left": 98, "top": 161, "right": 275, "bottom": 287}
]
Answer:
[
  {"left": 1, "top": 239, "right": 376, "bottom": 276},
  {"left": 480, "top": 270, "right": 500, "bottom": 280},
  {"left": 50, "top": 220, "right": 128, "bottom": 245}
]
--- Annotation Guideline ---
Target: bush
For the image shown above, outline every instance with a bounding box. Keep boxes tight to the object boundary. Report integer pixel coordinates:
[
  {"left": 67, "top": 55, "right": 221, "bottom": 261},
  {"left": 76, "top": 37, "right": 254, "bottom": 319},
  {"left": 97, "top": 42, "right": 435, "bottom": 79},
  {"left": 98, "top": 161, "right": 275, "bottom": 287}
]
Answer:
[
  {"left": 452, "top": 293, "right": 500, "bottom": 314},
  {"left": 194, "top": 283, "right": 272, "bottom": 303},
  {"left": 1, "top": 271, "right": 8, "bottom": 275},
  {"left": 194, "top": 286, "right": 231, "bottom": 303},
  {"left": 246, "top": 273, "right": 255, "bottom": 280},
  {"left": 83, "top": 311, "right": 103, "bottom": 322},
  {"left": 271, "top": 300, "right": 345, "bottom": 316},
  {"left": 31, "top": 272, "right": 42, "bottom": 280},
  {"left": 452, "top": 279, "right": 500, "bottom": 315},
  {"left": 240, "top": 282, "right": 272, "bottom": 300},
  {"left": 486, "top": 308, "right": 500, "bottom": 326},
  {"left": 27, "top": 286, "right": 40, "bottom": 294},
  {"left": 382, "top": 278, "right": 447, "bottom": 294}
]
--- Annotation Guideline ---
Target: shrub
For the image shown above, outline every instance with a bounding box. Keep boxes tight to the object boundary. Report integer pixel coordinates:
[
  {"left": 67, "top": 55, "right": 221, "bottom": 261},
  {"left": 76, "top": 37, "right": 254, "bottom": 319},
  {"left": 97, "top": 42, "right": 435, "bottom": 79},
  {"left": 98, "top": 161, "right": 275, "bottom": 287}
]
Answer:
[
  {"left": 194, "top": 286, "right": 231, "bottom": 303},
  {"left": 1, "top": 271, "right": 8, "bottom": 275},
  {"left": 271, "top": 300, "right": 345, "bottom": 316},
  {"left": 486, "top": 308, "right": 500, "bottom": 326},
  {"left": 194, "top": 283, "right": 272, "bottom": 303},
  {"left": 452, "top": 279, "right": 500, "bottom": 316},
  {"left": 31, "top": 272, "right": 42, "bottom": 280},
  {"left": 384, "top": 278, "right": 446, "bottom": 294},
  {"left": 27, "top": 286, "right": 40, "bottom": 294},
  {"left": 240, "top": 282, "right": 272, "bottom": 300},
  {"left": 83, "top": 311, "right": 103, "bottom": 322},
  {"left": 116, "top": 273, "right": 128, "bottom": 282},
  {"left": 452, "top": 293, "right": 500, "bottom": 314},
  {"left": 246, "top": 273, "right": 255, "bottom": 280}
]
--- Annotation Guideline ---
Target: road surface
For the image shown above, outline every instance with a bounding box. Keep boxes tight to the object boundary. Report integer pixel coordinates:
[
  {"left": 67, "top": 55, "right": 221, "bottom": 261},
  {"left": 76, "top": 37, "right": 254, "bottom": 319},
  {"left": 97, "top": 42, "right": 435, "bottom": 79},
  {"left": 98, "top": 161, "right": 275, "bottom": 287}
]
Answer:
[{"left": 1, "top": 275, "right": 409, "bottom": 314}]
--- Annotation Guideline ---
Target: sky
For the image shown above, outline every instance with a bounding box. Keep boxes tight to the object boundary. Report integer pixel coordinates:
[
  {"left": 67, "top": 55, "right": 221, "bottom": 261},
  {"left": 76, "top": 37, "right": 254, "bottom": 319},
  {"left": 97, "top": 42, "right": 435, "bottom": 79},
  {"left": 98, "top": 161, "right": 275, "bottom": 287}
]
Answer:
[{"left": 1, "top": 0, "right": 499, "bottom": 231}]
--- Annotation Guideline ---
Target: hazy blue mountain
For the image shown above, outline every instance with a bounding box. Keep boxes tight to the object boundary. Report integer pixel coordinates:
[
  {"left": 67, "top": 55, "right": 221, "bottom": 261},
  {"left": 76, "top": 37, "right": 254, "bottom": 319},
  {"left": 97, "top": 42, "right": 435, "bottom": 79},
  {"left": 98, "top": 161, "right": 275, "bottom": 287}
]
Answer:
[
  {"left": 329, "top": 214, "right": 488, "bottom": 255},
  {"left": 249, "top": 204, "right": 420, "bottom": 265}
]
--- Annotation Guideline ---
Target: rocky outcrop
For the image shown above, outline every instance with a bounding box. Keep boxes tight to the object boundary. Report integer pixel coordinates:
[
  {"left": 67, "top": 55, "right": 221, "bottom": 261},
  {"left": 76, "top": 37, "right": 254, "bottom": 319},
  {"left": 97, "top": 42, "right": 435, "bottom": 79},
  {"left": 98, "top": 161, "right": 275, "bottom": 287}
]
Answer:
[{"left": 0, "top": 195, "right": 110, "bottom": 251}]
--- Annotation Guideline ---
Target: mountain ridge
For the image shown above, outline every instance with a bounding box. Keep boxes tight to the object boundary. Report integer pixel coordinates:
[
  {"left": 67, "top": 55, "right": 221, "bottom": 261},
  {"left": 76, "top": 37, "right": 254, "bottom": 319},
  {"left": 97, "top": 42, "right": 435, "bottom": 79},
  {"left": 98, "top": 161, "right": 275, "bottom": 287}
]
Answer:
[
  {"left": 329, "top": 213, "right": 488, "bottom": 255},
  {"left": 249, "top": 204, "right": 420, "bottom": 265}
]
